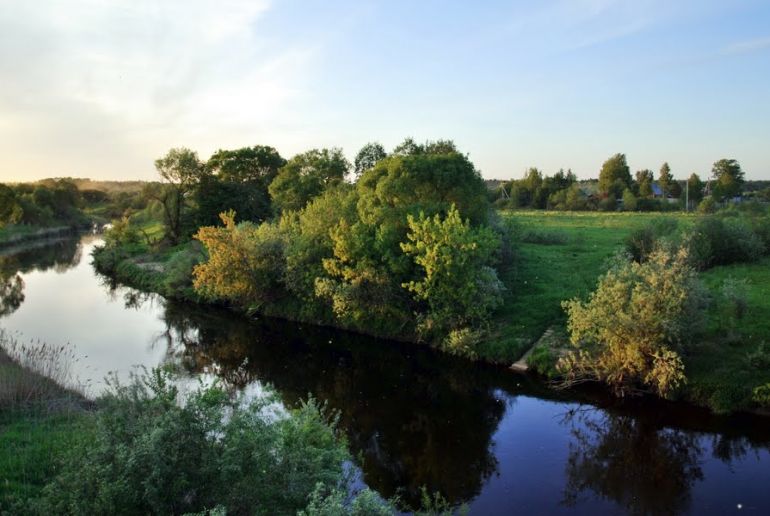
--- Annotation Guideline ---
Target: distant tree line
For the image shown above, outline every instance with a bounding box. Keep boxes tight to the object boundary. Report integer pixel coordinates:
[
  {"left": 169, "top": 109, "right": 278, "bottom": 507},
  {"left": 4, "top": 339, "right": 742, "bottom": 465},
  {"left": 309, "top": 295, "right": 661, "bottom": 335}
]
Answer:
[{"left": 492, "top": 154, "right": 751, "bottom": 212}]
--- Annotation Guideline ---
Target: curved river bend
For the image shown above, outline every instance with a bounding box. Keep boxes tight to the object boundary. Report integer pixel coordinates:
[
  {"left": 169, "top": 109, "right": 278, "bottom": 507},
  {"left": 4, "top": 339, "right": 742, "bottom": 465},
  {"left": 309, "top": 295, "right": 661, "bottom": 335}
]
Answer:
[{"left": 1, "top": 236, "right": 769, "bottom": 515}]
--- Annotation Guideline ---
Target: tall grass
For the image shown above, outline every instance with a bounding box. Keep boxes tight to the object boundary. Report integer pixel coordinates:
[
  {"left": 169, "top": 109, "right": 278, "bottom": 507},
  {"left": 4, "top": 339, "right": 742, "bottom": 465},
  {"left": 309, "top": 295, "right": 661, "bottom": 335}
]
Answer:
[{"left": 0, "top": 331, "right": 86, "bottom": 409}]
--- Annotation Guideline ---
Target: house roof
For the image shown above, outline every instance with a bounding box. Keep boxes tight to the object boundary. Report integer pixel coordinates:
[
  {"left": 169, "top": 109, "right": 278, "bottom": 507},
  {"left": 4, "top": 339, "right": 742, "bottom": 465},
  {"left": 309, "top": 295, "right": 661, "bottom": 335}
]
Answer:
[{"left": 651, "top": 183, "right": 663, "bottom": 196}]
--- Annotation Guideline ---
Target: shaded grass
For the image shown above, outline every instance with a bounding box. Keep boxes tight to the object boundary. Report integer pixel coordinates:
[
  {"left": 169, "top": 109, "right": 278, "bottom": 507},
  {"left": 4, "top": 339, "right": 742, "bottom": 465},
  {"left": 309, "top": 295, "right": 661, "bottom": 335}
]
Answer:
[
  {"left": 0, "top": 409, "right": 92, "bottom": 510},
  {"left": 0, "top": 341, "right": 91, "bottom": 510},
  {"left": 479, "top": 211, "right": 695, "bottom": 362},
  {"left": 684, "top": 258, "right": 770, "bottom": 412}
]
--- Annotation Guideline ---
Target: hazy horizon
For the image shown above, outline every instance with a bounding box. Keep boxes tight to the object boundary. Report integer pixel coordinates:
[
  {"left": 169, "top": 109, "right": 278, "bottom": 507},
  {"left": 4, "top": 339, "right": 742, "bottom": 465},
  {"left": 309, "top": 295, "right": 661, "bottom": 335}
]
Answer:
[{"left": 1, "top": 0, "right": 769, "bottom": 182}]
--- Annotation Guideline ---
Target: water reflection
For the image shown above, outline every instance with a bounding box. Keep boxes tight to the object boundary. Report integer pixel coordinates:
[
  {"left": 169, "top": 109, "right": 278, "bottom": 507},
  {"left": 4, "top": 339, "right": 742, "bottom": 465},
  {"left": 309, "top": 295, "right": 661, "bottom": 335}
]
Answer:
[
  {"left": 562, "top": 409, "right": 704, "bottom": 515},
  {"left": 159, "top": 301, "right": 507, "bottom": 504},
  {"left": 0, "top": 238, "right": 82, "bottom": 318}
]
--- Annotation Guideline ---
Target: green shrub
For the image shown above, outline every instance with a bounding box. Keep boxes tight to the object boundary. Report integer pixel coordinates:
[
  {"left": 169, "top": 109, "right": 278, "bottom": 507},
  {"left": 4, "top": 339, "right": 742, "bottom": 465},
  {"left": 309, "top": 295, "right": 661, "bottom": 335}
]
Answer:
[
  {"left": 38, "top": 370, "right": 349, "bottom": 516},
  {"left": 161, "top": 245, "right": 204, "bottom": 294},
  {"left": 527, "top": 345, "right": 558, "bottom": 378},
  {"left": 441, "top": 327, "right": 484, "bottom": 359},
  {"left": 697, "top": 197, "right": 717, "bottom": 214},
  {"left": 686, "top": 216, "right": 765, "bottom": 270},
  {"left": 560, "top": 248, "right": 703, "bottom": 397},
  {"left": 753, "top": 384, "right": 770, "bottom": 408}
]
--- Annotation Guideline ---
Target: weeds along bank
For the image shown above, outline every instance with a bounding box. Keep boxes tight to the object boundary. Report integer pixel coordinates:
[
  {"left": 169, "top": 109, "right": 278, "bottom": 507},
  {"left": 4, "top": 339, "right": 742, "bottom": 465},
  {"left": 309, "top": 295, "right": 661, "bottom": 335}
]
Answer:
[{"left": 0, "top": 332, "right": 405, "bottom": 515}]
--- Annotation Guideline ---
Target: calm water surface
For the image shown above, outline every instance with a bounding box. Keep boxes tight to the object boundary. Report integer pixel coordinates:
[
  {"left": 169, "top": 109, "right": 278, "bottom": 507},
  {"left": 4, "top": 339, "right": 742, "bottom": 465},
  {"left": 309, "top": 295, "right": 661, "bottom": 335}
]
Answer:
[{"left": 1, "top": 235, "right": 769, "bottom": 515}]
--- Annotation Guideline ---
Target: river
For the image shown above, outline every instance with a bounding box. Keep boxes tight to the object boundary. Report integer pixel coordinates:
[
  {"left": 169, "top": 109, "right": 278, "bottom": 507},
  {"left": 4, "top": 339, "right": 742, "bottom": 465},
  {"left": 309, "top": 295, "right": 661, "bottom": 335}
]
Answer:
[{"left": 1, "top": 235, "right": 769, "bottom": 515}]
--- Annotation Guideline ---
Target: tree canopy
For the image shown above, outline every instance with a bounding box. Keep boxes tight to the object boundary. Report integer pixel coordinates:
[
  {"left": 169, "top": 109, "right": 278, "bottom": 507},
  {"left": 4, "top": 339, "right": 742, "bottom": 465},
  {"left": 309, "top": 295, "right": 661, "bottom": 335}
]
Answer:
[
  {"left": 710, "top": 159, "right": 744, "bottom": 200},
  {"left": 598, "top": 154, "right": 632, "bottom": 198}
]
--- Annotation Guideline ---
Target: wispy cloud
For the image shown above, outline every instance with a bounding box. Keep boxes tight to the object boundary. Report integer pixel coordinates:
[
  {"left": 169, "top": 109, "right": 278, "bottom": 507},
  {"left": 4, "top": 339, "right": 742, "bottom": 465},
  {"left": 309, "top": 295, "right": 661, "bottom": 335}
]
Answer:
[
  {"left": 722, "top": 36, "right": 770, "bottom": 55},
  {"left": 0, "top": 0, "right": 317, "bottom": 180}
]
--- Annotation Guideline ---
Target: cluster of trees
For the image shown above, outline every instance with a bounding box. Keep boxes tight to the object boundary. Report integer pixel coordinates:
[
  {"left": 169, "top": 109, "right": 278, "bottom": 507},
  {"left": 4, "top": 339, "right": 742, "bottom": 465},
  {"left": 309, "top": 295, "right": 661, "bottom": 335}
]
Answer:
[
  {"left": 0, "top": 179, "right": 86, "bottom": 227},
  {"left": 494, "top": 154, "right": 748, "bottom": 212},
  {"left": 149, "top": 139, "right": 506, "bottom": 353}
]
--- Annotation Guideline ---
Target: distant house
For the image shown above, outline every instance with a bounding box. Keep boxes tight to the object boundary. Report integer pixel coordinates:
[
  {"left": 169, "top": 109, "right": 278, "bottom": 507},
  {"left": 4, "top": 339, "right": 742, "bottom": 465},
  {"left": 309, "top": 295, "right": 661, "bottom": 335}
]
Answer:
[{"left": 651, "top": 183, "right": 664, "bottom": 198}]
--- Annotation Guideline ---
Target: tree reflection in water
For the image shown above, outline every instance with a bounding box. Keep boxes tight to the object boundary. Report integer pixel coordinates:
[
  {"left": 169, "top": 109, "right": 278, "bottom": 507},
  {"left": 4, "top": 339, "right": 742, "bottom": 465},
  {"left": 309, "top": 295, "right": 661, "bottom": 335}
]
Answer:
[
  {"left": 157, "top": 301, "right": 506, "bottom": 506},
  {"left": 0, "top": 238, "right": 82, "bottom": 318},
  {"left": 561, "top": 408, "right": 704, "bottom": 515}
]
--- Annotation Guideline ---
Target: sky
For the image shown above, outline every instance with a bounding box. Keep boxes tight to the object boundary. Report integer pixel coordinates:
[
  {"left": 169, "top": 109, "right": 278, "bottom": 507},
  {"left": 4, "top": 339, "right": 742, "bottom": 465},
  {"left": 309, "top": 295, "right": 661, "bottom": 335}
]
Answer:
[{"left": 1, "top": 0, "right": 769, "bottom": 182}]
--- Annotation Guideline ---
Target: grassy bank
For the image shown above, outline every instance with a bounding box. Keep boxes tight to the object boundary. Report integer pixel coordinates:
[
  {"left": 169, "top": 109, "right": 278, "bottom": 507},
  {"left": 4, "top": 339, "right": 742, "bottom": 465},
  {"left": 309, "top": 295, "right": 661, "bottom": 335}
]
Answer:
[
  {"left": 92, "top": 209, "right": 770, "bottom": 413},
  {"left": 0, "top": 341, "right": 91, "bottom": 511}
]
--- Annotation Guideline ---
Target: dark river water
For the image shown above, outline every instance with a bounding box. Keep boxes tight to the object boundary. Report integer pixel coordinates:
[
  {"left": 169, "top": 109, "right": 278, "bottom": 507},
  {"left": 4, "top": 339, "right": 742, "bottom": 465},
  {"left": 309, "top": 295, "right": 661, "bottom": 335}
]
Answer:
[{"left": 1, "top": 235, "right": 770, "bottom": 515}]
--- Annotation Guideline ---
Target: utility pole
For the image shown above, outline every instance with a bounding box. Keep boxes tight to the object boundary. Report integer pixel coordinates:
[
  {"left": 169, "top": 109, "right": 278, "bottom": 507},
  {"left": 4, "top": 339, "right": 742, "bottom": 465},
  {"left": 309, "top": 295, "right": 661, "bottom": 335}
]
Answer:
[{"left": 686, "top": 179, "right": 689, "bottom": 212}]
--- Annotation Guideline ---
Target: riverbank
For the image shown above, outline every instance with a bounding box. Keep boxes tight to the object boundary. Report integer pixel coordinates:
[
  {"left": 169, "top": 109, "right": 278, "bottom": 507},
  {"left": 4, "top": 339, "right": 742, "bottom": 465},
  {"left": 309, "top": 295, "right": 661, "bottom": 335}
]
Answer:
[
  {"left": 0, "top": 224, "right": 83, "bottom": 250},
  {"left": 0, "top": 342, "right": 92, "bottom": 510},
  {"left": 92, "top": 209, "right": 770, "bottom": 415}
]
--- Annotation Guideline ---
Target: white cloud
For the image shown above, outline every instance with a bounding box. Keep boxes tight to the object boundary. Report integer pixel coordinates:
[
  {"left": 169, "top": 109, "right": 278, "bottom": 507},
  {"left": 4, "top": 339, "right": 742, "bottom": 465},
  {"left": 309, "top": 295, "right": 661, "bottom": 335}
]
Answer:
[
  {"left": 0, "top": 0, "right": 315, "bottom": 180},
  {"left": 722, "top": 36, "right": 770, "bottom": 55}
]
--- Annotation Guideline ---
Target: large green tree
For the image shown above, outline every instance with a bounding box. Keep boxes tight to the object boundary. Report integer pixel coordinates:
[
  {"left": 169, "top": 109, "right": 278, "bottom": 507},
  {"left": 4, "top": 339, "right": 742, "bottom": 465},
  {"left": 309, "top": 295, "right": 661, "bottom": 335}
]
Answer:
[
  {"left": 635, "top": 170, "right": 654, "bottom": 198},
  {"left": 269, "top": 148, "right": 349, "bottom": 213},
  {"left": 686, "top": 173, "right": 704, "bottom": 206},
  {"left": 195, "top": 146, "right": 286, "bottom": 226},
  {"left": 207, "top": 145, "right": 285, "bottom": 183},
  {"left": 598, "top": 154, "right": 632, "bottom": 198},
  {"left": 353, "top": 142, "right": 387, "bottom": 177},
  {"left": 710, "top": 159, "right": 744, "bottom": 200},
  {"left": 149, "top": 148, "right": 206, "bottom": 244}
]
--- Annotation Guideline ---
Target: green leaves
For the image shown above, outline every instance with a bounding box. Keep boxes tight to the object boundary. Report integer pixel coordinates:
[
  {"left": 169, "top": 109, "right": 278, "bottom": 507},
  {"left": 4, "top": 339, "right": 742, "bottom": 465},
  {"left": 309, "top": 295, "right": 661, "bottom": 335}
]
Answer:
[
  {"left": 401, "top": 205, "right": 503, "bottom": 342},
  {"left": 560, "top": 248, "right": 701, "bottom": 397}
]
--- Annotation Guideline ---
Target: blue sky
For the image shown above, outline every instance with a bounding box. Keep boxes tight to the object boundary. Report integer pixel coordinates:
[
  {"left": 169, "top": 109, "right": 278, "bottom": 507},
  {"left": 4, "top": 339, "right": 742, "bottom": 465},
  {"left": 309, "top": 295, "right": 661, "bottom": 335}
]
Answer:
[{"left": 1, "top": 0, "right": 768, "bottom": 181}]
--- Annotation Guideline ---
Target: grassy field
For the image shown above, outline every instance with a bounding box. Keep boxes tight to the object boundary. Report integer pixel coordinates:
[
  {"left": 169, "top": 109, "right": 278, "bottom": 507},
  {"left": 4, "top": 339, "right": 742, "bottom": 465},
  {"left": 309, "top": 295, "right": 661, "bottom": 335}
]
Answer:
[
  {"left": 479, "top": 209, "right": 770, "bottom": 413},
  {"left": 480, "top": 210, "right": 697, "bottom": 361}
]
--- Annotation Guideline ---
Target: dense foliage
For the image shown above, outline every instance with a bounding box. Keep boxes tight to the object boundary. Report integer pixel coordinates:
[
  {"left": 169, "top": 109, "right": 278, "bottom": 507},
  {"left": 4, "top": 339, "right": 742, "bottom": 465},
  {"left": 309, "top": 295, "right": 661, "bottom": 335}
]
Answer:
[
  {"left": 0, "top": 179, "right": 87, "bottom": 228},
  {"left": 560, "top": 248, "right": 704, "bottom": 397},
  {"left": 37, "top": 370, "right": 354, "bottom": 515},
  {"left": 191, "top": 140, "right": 502, "bottom": 353}
]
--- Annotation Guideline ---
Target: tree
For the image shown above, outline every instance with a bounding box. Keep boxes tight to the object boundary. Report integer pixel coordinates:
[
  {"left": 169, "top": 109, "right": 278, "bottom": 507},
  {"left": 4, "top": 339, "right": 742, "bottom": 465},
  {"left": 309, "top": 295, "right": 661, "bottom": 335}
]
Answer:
[
  {"left": 207, "top": 145, "right": 285, "bottom": 184},
  {"left": 0, "top": 184, "right": 23, "bottom": 227},
  {"left": 353, "top": 142, "right": 387, "bottom": 177},
  {"left": 686, "top": 173, "right": 704, "bottom": 206},
  {"left": 622, "top": 188, "right": 638, "bottom": 211},
  {"left": 195, "top": 146, "right": 285, "bottom": 226},
  {"left": 269, "top": 148, "right": 350, "bottom": 213},
  {"left": 598, "top": 154, "right": 632, "bottom": 198},
  {"left": 400, "top": 205, "right": 503, "bottom": 339},
  {"left": 560, "top": 247, "right": 703, "bottom": 397},
  {"left": 658, "top": 162, "right": 673, "bottom": 197},
  {"left": 150, "top": 148, "right": 206, "bottom": 244},
  {"left": 711, "top": 159, "right": 744, "bottom": 200},
  {"left": 635, "top": 170, "right": 654, "bottom": 198}
]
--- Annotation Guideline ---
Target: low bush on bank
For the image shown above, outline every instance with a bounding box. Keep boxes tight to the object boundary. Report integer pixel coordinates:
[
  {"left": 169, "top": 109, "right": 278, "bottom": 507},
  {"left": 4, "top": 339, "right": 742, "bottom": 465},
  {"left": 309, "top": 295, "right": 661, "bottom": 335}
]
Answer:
[
  {"left": 560, "top": 247, "right": 705, "bottom": 397},
  {"left": 33, "top": 369, "right": 391, "bottom": 516}
]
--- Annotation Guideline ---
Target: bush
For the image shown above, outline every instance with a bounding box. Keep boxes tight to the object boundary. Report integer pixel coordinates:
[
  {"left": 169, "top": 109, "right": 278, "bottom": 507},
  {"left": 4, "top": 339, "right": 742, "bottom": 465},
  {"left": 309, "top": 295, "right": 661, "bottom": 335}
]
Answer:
[
  {"left": 193, "top": 212, "right": 286, "bottom": 308},
  {"left": 624, "top": 218, "right": 678, "bottom": 263},
  {"left": 697, "top": 197, "right": 717, "bottom": 214},
  {"left": 686, "top": 216, "right": 765, "bottom": 270},
  {"left": 560, "top": 248, "right": 704, "bottom": 397},
  {"left": 527, "top": 345, "right": 558, "bottom": 378},
  {"left": 39, "top": 369, "right": 349, "bottom": 515},
  {"left": 753, "top": 384, "right": 770, "bottom": 408},
  {"left": 161, "top": 245, "right": 204, "bottom": 294}
]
